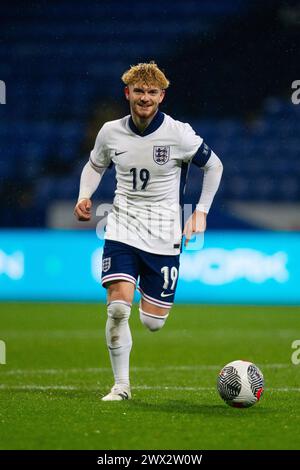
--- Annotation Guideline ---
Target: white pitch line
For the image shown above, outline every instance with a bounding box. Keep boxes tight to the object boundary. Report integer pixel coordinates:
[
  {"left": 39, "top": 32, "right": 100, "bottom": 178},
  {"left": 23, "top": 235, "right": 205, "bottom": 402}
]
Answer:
[
  {"left": 0, "top": 385, "right": 213, "bottom": 392},
  {"left": 137, "top": 385, "right": 300, "bottom": 393},
  {"left": 1, "top": 365, "right": 219, "bottom": 376},
  {"left": 0, "top": 385, "right": 80, "bottom": 391},
  {"left": 1, "top": 367, "right": 111, "bottom": 376},
  {"left": 1, "top": 329, "right": 297, "bottom": 339},
  {"left": 0, "top": 384, "right": 299, "bottom": 393},
  {"left": 0, "top": 363, "right": 291, "bottom": 376}
]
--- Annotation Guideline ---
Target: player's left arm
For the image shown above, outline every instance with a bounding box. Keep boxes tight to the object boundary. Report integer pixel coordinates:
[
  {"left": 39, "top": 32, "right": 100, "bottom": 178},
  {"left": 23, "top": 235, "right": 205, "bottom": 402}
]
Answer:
[{"left": 183, "top": 150, "right": 223, "bottom": 246}]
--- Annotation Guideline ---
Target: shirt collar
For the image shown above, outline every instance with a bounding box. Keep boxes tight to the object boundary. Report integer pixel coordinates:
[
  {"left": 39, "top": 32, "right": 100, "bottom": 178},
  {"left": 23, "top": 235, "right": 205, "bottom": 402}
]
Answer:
[{"left": 129, "top": 110, "right": 165, "bottom": 136}]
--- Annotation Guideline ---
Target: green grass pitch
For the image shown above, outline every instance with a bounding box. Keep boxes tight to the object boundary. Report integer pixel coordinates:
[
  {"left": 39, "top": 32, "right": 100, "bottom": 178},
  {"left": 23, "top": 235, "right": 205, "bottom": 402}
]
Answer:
[{"left": 1, "top": 302, "right": 300, "bottom": 450}]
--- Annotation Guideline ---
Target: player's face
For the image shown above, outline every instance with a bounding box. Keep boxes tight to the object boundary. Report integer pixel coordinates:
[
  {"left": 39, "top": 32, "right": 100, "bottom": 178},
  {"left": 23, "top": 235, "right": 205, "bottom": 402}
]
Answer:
[{"left": 125, "top": 83, "right": 165, "bottom": 120}]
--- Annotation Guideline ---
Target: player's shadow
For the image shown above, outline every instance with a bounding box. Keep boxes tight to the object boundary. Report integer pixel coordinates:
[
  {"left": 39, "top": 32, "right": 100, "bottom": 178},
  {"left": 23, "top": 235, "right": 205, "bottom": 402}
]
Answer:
[
  {"left": 6, "top": 390, "right": 272, "bottom": 417},
  {"left": 129, "top": 399, "right": 272, "bottom": 417}
]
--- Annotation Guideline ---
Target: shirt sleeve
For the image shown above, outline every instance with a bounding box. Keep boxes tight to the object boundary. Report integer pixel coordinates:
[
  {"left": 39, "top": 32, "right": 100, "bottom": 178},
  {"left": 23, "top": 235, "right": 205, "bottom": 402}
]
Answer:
[
  {"left": 78, "top": 161, "right": 106, "bottom": 201},
  {"left": 180, "top": 123, "right": 212, "bottom": 168},
  {"left": 196, "top": 151, "right": 223, "bottom": 213},
  {"left": 180, "top": 123, "right": 203, "bottom": 162},
  {"left": 89, "top": 124, "right": 112, "bottom": 171}
]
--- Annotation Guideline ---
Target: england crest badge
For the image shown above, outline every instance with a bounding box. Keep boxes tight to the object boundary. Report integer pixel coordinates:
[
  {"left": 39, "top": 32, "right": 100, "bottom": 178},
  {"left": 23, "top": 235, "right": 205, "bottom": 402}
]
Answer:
[
  {"left": 102, "top": 257, "right": 111, "bottom": 273},
  {"left": 153, "top": 146, "right": 170, "bottom": 165}
]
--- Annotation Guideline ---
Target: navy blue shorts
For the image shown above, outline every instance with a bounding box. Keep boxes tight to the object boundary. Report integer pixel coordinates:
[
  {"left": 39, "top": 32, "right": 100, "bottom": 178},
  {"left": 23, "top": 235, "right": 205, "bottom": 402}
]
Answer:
[{"left": 101, "top": 240, "right": 180, "bottom": 309}]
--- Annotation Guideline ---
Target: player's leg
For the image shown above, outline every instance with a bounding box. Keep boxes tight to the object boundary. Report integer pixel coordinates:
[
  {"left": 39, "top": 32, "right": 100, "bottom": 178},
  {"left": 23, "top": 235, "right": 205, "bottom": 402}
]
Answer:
[
  {"left": 138, "top": 251, "right": 180, "bottom": 332},
  {"left": 103, "top": 281, "right": 134, "bottom": 401},
  {"left": 101, "top": 240, "right": 138, "bottom": 401}
]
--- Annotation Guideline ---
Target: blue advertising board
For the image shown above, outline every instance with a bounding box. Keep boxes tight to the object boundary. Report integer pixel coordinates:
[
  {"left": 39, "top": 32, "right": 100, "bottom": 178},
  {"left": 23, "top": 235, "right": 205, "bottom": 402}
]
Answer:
[{"left": 0, "top": 230, "right": 299, "bottom": 304}]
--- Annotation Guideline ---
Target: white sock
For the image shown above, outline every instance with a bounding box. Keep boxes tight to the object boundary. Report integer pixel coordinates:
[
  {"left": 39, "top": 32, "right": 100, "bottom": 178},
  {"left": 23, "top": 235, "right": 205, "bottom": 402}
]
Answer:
[{"left": 105, "top": 301, "right": 132, "bottom": 387}]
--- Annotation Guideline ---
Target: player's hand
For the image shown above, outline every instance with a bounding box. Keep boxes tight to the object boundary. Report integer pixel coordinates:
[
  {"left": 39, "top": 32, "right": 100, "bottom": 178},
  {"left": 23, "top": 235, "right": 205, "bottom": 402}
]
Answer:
[
  {"left": 183, "top": 210, "right": 207, "bottom": 247},
  {"left": 74, "top": 198, "right": 92, "bottom": 221}
]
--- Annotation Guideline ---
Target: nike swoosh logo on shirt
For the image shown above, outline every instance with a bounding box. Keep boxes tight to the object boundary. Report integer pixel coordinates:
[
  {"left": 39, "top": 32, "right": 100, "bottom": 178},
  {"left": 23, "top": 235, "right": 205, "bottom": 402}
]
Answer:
[
  {"left": 161, "top": 292, "right": 173, "bottom": 298},
  {"left": 115, "top": 151, "right": 127, "bottom": 156}
]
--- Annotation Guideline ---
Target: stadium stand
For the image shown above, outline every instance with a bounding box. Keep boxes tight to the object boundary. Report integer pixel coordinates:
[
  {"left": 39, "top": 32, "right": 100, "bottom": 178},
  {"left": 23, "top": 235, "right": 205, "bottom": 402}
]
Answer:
[{"left": 0, "top": 0, "right": 299, "bottom": 228}]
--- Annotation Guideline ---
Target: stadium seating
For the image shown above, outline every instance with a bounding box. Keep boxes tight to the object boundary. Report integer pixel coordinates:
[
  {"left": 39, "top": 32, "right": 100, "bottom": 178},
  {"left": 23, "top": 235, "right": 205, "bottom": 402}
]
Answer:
[{"left": 1, "top": 0, "right": 299, "bottom": 227}]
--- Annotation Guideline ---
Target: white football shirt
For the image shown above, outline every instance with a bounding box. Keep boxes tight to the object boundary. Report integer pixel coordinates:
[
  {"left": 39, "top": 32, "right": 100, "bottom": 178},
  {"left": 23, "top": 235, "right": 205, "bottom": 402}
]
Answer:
[{"left": 90, "top": 111, "right": 210, "bottom": 255}]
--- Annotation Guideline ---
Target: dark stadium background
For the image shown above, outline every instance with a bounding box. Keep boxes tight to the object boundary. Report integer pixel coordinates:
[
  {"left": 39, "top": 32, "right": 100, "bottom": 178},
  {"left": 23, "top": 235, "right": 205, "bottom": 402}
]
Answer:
[
  {"left": 1, "top": 0, "right": 299, "bottom": 231},
  {"left": 1, "top": 0, "right": 300, "bottom": 452}
]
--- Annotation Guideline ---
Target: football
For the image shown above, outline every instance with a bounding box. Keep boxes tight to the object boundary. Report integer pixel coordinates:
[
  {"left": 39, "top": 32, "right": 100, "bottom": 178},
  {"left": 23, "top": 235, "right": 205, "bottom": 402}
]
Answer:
[{"left": 217, "top": 360, "right": 264, "bottom": 408}]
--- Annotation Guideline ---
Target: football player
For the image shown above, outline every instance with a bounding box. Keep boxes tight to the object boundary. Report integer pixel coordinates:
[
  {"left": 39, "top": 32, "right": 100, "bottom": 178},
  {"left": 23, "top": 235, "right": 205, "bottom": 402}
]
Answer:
[{"left": 74, "top": 62, "right": 223, "bottom": 400}]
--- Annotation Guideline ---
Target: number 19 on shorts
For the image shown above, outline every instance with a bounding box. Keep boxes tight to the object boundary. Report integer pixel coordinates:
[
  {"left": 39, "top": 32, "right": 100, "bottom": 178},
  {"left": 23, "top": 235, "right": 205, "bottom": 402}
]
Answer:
[{"left": 161, "top": 266, "right": 178, "bottom": 291}]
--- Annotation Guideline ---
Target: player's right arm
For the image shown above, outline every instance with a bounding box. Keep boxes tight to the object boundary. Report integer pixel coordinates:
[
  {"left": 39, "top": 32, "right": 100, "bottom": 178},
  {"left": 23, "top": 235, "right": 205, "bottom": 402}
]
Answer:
[
  {"left": 74, "top": 162, "right": 107, "bottom": 221},
  {"left": 74, "top": 124, "right": 111, "bottom": 222}
]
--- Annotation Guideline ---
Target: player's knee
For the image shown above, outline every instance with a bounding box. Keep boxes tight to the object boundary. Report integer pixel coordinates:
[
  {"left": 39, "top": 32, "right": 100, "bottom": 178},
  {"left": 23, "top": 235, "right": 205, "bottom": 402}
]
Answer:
[
  {"left": 139, "top": 308, "right": 169, "bottom": 332},
  {"left": 108, "top": 300, "right": 131, "bottom": 322},
  {"left": 106, "top": 301, "right": 132, "bottom": 349}
]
